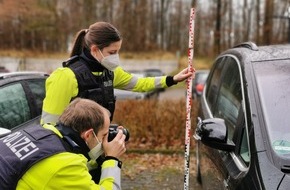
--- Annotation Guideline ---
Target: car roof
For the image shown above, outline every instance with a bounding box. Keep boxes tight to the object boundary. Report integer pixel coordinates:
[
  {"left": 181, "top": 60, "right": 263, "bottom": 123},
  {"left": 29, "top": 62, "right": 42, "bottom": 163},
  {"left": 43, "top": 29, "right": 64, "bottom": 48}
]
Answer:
[
  {"left": 0, "top": 71, "right": 49, "bottom": 86},
  {"left": 220, "top": 42, "right": 290, "bottom": 66},
  {"left": 0, "top": 71, "right": 49, "bottom": 79}
]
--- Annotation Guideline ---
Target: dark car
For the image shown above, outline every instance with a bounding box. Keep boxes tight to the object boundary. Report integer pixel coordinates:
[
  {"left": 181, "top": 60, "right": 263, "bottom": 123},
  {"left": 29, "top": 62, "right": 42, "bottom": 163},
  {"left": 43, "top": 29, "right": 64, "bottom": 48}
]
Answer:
[
  {"left": 194, "top": 42, "right": 290, "bottom": 189},
  {"left": 192, "top": 69, "right": 209, "bottom": 99},
  {"left": 0, "top": 71, "right": 48, "bottom": 129}
]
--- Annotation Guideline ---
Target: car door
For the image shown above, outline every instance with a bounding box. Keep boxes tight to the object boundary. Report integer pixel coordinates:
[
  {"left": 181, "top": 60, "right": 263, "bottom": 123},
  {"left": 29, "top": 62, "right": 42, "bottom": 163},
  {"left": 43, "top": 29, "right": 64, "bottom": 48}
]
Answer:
[
  {"left": 200, "top": 55, "right": 250, "bottom": 189},
  {"left": 0, "top": 77, "right": 46, "bottom": 129}
]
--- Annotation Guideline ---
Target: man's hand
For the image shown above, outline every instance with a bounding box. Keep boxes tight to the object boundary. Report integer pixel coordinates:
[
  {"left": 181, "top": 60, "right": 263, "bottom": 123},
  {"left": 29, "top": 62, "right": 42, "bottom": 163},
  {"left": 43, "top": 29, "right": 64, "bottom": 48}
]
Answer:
[{"left": 102, "top": 130, "right": 126, "bottom": 159}]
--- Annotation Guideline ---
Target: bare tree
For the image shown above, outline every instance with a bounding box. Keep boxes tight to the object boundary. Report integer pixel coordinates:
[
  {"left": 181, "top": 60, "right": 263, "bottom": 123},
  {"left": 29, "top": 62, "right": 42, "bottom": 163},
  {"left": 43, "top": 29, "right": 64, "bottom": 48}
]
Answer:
[
  {"left": 3, "top": 0, "right": 290, "bottom": 57},
  {"left": 263, "top": 0, "right": 274, "bottom": 44},
  {"left": 214, "top": 0, "right": 222, "bottom": 54},
  {"left": 255, "top": 0, "right": 261, "bottom": 44},
  {"left": 159, "top": 0, "right": 171, "bottom": 50}
]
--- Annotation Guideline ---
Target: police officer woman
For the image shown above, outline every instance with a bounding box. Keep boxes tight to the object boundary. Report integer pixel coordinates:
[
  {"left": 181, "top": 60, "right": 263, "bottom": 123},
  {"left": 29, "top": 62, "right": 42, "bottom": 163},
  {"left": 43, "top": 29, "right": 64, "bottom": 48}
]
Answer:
[{"left": 41, "top": 21, "right": 194, "bottom": 125}]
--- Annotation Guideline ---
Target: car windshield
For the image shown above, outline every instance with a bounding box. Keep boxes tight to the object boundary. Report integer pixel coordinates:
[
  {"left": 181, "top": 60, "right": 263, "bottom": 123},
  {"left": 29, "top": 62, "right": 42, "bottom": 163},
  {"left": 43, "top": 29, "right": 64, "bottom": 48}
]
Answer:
[{"left": 253, "top": 60, "right": 290, "bottom": 157}]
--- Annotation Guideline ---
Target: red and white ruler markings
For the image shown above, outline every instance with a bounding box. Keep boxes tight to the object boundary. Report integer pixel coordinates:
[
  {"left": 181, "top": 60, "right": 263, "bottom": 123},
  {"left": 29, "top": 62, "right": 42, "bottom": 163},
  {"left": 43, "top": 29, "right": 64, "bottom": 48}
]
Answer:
[{"left": 184, "top": 7, "right": 195, "bottom": 190}]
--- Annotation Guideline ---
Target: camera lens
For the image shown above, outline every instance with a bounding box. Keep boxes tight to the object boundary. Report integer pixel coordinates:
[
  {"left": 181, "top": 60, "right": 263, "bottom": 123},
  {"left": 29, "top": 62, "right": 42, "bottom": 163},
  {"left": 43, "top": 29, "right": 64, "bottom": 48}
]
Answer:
[
  {"left": 122, "top": 128, "right": 130, "bottom": 141},
  {"left": 108, "top": 126, "right": 130, "bottom": 142}
]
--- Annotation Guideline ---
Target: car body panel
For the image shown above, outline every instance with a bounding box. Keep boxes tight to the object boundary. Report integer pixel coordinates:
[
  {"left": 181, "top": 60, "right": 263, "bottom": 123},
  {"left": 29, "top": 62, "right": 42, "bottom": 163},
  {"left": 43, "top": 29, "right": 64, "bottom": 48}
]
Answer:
[
  {"left": 195, "top": 42, "right": 290, "bottom": 189},
  {"left": 279, "top": 174, "right": 290, "bottom": 189},
  {"left": 0, "top": 127, "right": 10, "bottom": 137}
]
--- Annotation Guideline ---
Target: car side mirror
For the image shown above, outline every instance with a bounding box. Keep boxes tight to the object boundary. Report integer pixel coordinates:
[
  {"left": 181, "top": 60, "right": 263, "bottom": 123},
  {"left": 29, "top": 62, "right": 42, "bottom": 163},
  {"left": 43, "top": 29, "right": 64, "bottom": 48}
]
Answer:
[{"left": 194, "top": 117, "right": 235, "bottom": 151}]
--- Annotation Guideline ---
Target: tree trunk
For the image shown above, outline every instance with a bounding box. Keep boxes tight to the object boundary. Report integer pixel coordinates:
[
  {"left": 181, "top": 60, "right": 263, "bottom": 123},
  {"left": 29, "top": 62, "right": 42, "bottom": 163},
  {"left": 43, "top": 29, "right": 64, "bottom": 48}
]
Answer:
[
  {"left": 263, "top": 0, "right": 274, "bottom": 45},
  {"left": 256, "top": 0, "right": 261, "bottom": 44},
  {"left": 214, "top": 0, "right": 221, "bottom": 55}
]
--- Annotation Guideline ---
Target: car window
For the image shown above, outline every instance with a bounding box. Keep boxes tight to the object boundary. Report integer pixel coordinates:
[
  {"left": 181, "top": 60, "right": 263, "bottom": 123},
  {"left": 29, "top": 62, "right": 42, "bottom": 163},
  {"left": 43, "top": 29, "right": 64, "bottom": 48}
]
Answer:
[
  {"left": 213, "top": 59, "right": 242, "bottom": 140},
  {"left": 206, "top": 56, "right": 246, "bottom": 138},
  {"left": 0, "top": 83, "right": 31, "bottom": 129},
  {"left": 206, "top": 58, "right": 224, "bottom": 110},
  {"left": 27, "top": 79, "right": 46, "bottom": 114},
  {"left": 207, "top": 56, "right": 250, "bottom": 165},
  {"left": 240, "top": 127, "right": 250, "bottom": 164}
]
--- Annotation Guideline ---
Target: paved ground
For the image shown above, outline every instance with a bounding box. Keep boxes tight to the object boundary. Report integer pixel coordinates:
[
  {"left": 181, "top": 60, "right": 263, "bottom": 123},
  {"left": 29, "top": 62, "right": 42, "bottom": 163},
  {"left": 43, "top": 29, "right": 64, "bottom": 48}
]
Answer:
[
  {"left": 122, "top": 168, "right": 198, "bottom": 190},
  {"left": 121, "top": 153, "right": 202, "bottom": 190}
]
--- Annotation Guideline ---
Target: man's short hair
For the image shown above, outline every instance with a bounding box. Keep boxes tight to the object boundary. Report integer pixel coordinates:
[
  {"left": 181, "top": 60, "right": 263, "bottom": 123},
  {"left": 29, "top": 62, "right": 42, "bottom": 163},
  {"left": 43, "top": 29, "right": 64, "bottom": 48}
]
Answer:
[{"left": 58, "top": 98, "right": 109, "bottom": 133}]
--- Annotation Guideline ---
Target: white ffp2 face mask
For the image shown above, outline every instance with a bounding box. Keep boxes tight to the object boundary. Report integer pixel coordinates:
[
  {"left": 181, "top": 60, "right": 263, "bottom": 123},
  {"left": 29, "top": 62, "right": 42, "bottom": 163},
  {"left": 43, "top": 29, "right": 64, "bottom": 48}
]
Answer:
[
  {"left": 99, "top": 50, "right": 120, "bottom": 71},
  {"left": 88, "top": 131, "right": 104, "bottom": 160},
  {"left": 88, "top": 142, "right": 104, "bottom": 160}
]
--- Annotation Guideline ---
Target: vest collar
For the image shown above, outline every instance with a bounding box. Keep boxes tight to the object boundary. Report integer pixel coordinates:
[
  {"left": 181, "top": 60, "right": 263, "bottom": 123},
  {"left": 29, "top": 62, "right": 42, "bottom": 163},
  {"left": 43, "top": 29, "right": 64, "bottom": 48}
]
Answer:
[
  {"left": 55, "top": 123, "right": 90, "bottom": 158},
  {"left": 80, "top": 48, "right": 106, "bottom": 72}
]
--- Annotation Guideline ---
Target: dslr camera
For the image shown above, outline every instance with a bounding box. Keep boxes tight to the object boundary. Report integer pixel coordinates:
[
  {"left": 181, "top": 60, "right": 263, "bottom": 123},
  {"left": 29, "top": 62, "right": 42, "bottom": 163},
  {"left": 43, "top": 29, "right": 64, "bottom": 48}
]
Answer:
[{"left": 108, "top": 124, "right": 130, "bottom": 142}]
